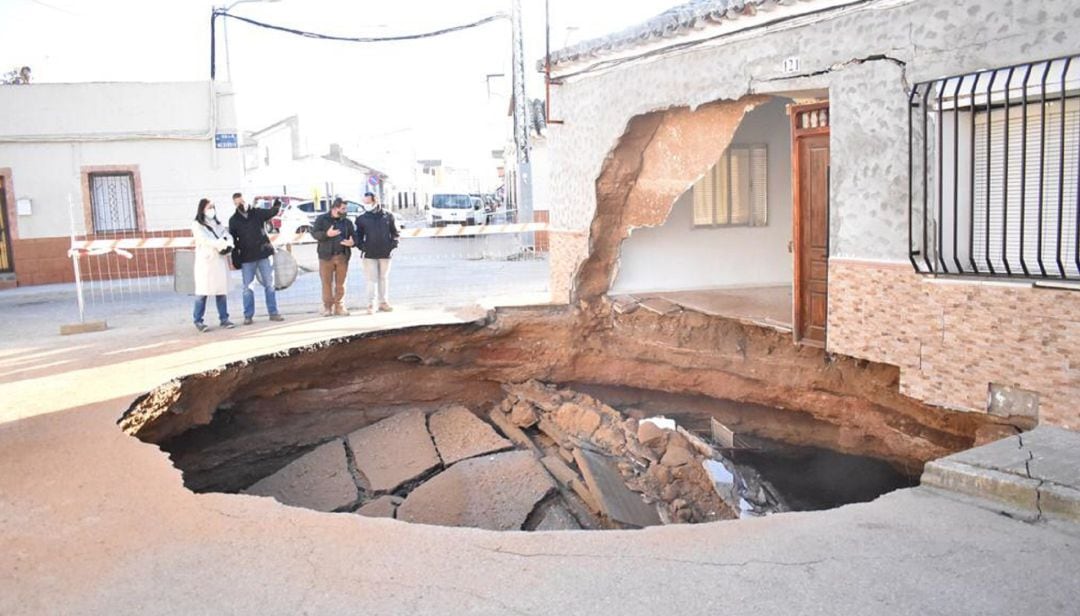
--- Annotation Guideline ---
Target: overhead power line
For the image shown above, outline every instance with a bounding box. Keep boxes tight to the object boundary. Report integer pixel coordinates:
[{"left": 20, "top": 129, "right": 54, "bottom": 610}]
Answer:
[{"left": 216, "top": 10, "right": 509, "bottom": 44}]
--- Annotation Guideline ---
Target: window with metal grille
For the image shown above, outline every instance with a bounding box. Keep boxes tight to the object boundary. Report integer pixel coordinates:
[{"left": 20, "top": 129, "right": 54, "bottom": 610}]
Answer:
[
  {"left": 692, "top": 144, "right": 768, "bottom": 227},
  {"left": 909, "top": 55, "right": 1080, "bottom": 281},
  {"left": 89, "top": 173, "right": 139, "bottom": 233}
]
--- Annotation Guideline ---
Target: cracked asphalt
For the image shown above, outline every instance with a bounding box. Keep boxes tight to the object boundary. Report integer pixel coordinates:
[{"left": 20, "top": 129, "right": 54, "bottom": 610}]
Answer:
[{"left": 1, "top": 294, "right": 1079, "bottom": 615}]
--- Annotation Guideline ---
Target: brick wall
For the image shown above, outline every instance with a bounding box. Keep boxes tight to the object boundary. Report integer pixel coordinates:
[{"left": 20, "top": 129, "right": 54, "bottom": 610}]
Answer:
[
  {"left": 11, "top": 229, "right": 190, "bottom": 287},
  {"left": 828, "top": 258, "right": 1079, "bottom": 428},
  {"left": 533, "top": 210, "right": 550, "bottom": 254},
  {"left": 10, "top": 237, "right": 73, "bottom": 285}
]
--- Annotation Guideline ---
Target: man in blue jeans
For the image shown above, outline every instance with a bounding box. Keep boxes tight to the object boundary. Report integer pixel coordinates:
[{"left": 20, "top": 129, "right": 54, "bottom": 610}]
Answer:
[{"left": 228, "top": 192, "right": 284, "bottom": 325}]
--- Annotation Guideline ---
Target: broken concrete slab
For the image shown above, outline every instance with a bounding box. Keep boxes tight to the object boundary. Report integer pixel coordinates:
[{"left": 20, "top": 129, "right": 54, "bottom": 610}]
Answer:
[
  {"left": 509, "top": 400, "right": 539, "bottom": 428},
  {"left": 428, "top": 405, "right": 513, "bottom": 465},
  {"left": 346, "top": 411, "right": 442, "bottom": 493},
  {"left": 503, "top": 380, "right": 563, "bottom": 412},
  {"left": 536, "top": 416, "right": 572, "bottom": 448},
  {"left": 534, "top": 503, "right": 582, "bottom": 531},
  {"left": 636, "top": 296, "right": 682, "bottom": 316},
  {"left": 355, "top": 495, "right": 403, "bottom": 519},
  {"left": 609, "top": 294, "right": 640, "bottom": 314},
  {"left": 243, "top": 439, "right": 358, "bottom": 512},
  {"left": 488, "top": 409, "right": 542, "bottom": 456},
  {"left": 397, "top": 451, "right": 555, "bottom": 531},
  {"left": 573, "top": 448, "right": 661, "bottom": 527},
  {"left": 553, "top": 402, "right": 602, "bottom": 437}
]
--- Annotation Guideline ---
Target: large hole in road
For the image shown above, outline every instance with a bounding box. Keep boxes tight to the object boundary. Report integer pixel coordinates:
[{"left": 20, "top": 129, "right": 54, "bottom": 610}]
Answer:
[{"left": 121, "top": 305, "right": 1026, "bottom": 531}]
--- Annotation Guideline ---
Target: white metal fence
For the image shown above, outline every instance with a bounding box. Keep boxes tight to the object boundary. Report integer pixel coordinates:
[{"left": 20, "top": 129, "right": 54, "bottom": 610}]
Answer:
[{"left": 63, "top": 190, "right": 552, "bottom": 327}]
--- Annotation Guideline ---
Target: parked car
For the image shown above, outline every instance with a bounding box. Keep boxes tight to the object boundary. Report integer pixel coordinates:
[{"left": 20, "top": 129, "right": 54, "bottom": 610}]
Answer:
[
  {"left": 429, "top": 193, "right": 486, "bottom": 227},
  {"left": 252, "top": 195, "right": 306, "bottom": 233},
  {"left": 276, "top": 199, "right": 367, "bottom": 235}
]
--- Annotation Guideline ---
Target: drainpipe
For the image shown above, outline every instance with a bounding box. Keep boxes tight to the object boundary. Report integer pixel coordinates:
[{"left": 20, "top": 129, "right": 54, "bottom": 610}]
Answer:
[{"left": 544, "top": 0, "right": 563, "bottom": 125}]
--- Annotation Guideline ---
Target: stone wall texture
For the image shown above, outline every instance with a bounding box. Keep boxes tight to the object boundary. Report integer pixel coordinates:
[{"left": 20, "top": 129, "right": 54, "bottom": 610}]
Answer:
[
  {"left": 546, "top": 0, "right": 1080, "bottom": 422},
  {"left": 829, "top": 259, "right": 1078, "bottom": 428}
]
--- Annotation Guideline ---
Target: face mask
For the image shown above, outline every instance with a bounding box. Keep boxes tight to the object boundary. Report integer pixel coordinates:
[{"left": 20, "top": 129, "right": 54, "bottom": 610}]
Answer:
[{"left": 205, "top": 208, "right": 216, "bottom": 218}]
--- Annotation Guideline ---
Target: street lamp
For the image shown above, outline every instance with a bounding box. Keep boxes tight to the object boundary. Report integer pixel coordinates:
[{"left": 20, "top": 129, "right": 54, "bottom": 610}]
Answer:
[{"left": 211, "top": 0, "right": 282, "bottom": 81}]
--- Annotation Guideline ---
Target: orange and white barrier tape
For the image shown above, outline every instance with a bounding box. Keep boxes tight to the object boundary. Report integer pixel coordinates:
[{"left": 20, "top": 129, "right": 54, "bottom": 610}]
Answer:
[{"left": 69, "top": 222, "right": 562, "bottom": 252}]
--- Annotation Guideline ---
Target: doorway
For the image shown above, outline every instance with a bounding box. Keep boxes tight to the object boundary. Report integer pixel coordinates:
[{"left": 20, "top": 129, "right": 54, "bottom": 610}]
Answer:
[
  {"left": 0, "top": 177, "right": 14, "bottom": 274},
  {"left": 790, "top": 102, "right": 830, "bottom": 346}
]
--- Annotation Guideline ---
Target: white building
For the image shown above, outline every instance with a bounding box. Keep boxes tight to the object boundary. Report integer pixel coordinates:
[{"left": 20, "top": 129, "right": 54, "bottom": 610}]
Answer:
[
  {"left": 0, "top": 80, "right": 243, "bottom": 286},
  {"left": 241, "top": 115, "right": 387, "bottom": 204}
]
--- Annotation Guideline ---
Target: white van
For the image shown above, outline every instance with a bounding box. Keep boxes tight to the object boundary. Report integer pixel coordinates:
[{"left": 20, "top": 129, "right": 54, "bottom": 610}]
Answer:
[{"left": 429, "top": 193, "right": 485, "bottom": 227}]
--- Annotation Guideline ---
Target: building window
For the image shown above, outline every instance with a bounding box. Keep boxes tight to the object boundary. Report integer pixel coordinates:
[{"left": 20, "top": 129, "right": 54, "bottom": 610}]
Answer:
[
  {"left": 692, "top": 144, "right": 768, "bottom": 227},
  {"left": 910, "top": 54, "right": 1080, "bottom": 281},
  {"left": 88, "top": 172, "right": 139, "bottom": 233}
]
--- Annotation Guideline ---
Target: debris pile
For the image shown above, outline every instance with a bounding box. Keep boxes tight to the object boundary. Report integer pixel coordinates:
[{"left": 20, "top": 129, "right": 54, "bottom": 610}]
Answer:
[{"left": 243, "top": 380, "right": 779, "bottom": 530}]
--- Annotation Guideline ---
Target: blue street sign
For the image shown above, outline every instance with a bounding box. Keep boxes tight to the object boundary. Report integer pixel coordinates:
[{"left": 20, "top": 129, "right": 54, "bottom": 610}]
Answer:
[{"left": 215, "top": 132, "right": 238, "bottom": 149}]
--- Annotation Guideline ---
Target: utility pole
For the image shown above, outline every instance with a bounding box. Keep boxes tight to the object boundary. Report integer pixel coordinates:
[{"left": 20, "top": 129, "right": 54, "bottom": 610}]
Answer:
[{"left": 511, "top": 0, "right": 533, "bottom": 243}]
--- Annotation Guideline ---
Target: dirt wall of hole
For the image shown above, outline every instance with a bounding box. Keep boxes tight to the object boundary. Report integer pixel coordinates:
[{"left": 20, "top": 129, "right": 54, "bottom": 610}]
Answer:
[{"left": 122, "top": 304, "right": 1027, "bottom": 493}]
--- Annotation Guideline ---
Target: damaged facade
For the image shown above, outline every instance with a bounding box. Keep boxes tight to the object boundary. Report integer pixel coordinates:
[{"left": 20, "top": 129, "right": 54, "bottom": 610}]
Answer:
[{"left": 543, "top": 0, "right": 1080, "bottom": 428}]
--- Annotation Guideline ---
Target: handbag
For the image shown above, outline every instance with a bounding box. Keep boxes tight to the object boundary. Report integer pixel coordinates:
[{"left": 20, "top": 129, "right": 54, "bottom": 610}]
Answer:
[{"left": 200, "top": 221, "right": 233, "bottom": 255}]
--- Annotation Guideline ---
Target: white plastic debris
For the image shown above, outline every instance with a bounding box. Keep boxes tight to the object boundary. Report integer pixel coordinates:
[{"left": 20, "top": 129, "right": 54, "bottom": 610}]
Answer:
[{"left": 641, "top": 416, "right": 677, "bottom": 431}]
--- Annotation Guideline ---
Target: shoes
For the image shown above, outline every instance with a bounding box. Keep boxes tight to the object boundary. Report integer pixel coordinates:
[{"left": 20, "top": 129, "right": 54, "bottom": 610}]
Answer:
[
  {"left": 195, "top": 322, "right": 209, "bottom": 333},
  {"left": 243, "top": 317, "right": 254, "bottom": 325},
  {"left": 269, "top": 314, "right": 285, "bottom": 322},
  {"left": 220, "top": 321, "right": 236, "bottom": 329},
  {"left": 333, "top": 304, "right": 350, "bottom": 316},
  {"left": 378, "top": 303, "right": 393, "bottom": 312},
  {"left": 366, "top": 306, "right": 376, "bottom": 315},
  {"left": 320, "top": 306, "right": 332, "bottom": 317}
]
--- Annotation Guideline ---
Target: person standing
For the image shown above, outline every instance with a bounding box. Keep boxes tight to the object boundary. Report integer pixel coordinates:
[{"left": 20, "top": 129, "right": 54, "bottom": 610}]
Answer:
[
  {"left": 311, "top": 197, "right": 357, "bottom": 316},
  {"left": 228, "top": 192, "right": 284, "bottom": 324},
  {"left": 191, "top": 198, "right": 235, "bottom": 333},
  {"left": 355, "top": 192, "right": 399, "bottom": 314}
]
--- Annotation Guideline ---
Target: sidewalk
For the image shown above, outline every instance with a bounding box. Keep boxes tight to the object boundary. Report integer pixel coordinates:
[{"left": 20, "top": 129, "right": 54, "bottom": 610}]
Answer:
[
  {"left": 1, "top": 295, "right": 1079, "bottom": 615},
  {"left": 923, "top": 426, "right": 1080, "bottom": 523}
]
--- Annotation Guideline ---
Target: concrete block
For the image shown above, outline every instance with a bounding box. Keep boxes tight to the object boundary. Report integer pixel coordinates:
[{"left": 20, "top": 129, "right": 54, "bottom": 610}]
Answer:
[
  {"left": 60, "top": 320, "right": 108, "bottom": 335},
  {"left": 922, "top": 458, "right": 1040, "bottom": 516},
  {"left": 987, "top": 383, "right": 1039, "bottom": 419}
]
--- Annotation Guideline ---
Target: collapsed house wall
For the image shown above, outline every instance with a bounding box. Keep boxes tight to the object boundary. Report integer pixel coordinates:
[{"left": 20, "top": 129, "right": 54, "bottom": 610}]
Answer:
[
  {"left": 547, "top": 0, "right": 1080, "bottom": 426},
  {"left": 611, "top": 98, "right": 795, "bottom": 294}
]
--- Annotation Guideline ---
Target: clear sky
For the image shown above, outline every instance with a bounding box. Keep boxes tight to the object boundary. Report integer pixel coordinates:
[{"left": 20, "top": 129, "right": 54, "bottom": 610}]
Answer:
[{"left": 0, "top": 0, "right": 675, "bottom": 174}]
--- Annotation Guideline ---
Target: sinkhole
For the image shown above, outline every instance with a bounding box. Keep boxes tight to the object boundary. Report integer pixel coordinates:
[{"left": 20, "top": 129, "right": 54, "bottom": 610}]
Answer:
[{"left": 120, "top": 306, "right": 1018, "bottom": 532}]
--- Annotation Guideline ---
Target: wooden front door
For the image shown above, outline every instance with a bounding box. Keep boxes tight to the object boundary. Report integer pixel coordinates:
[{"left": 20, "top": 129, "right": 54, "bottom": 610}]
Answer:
[
  {"left": 791, "top": 103, "right": 830, "bottom": 346},
  {"left": 0, "top": 177, "right": 13, "bottom": 274}
]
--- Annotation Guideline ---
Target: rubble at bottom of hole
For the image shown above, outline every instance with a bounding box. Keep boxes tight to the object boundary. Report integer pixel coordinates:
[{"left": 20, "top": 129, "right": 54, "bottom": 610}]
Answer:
[{"left": 240, "top": 379, "right": 788, "bottom": 531}]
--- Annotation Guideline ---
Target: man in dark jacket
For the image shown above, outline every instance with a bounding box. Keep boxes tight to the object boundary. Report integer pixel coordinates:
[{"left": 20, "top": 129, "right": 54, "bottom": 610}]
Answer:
[
  {"left": 310, "top": 197, "right": 357, "bottom": 316},
  {"left": 354, "top": 192, "right": 399, "bottom": 314},
  {"left": 228, "top": 192, "right": 284, "bottom": 324}
]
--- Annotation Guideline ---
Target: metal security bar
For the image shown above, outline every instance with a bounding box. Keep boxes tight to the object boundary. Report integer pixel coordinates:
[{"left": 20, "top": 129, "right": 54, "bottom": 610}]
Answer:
[
  {"left": 909, "top": 54, "right": 1080, "bottom": 281},
  {"left": 89, "top": 173, "right": 139, "bottom": 233}
]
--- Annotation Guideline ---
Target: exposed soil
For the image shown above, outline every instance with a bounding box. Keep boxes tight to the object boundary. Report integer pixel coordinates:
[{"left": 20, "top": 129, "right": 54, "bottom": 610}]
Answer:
[{"left": 119, "top": 300, "right": 1028, "bottom": 530}]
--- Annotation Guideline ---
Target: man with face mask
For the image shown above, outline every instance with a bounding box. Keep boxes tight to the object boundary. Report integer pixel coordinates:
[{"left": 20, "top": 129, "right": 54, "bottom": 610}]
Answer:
[
  {"left": 228, "top": 192, "right": 284, "bottom": 324},
  {"left": 354, "top": 191, "right": 399, "bottom": 314},
  {"left": 310, "top": 197, "right": 357, "bottom": 316}
]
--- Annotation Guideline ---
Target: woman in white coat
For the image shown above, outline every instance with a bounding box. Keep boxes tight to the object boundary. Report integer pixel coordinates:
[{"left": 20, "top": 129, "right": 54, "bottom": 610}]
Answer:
[{"left": 191, "top": 198, "right": 236, "bottom": 332}]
